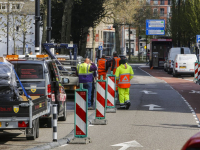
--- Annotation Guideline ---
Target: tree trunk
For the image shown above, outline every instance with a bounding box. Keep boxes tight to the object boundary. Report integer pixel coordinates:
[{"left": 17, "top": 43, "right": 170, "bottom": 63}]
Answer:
[
  {"left": 61, "top": 1, "right": 67, "bottom": 43},
  {"left": 41, "top": 0, "right": 47, "bottom": 52},
  {"left": 115, "top": 24, "right": 120, "bottom": 55},
  {"left": 92, "top": 27, "right": 96, "bottom": 63},
  {"left": 80, "top": 27, "right": 89, "bottom": 57},
  {"left": 65, "top": 0, "right": 73, "bottom": 43}
]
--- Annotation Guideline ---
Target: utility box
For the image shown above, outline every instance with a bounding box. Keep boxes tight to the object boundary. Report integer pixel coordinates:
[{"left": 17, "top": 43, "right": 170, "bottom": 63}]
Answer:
[{"left": 152, "top": 52, "right": 159, "bottom": 67}]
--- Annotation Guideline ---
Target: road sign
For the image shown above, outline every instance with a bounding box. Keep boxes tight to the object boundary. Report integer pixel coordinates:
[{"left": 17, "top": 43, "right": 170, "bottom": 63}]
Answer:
[
  {"left": 99, "top": 42, "right": 103, "bottom": 50},
  {"left": 196, "top": 35, "right": 200, "bottom": 43},
  {"left": 146, "top": 19, "right": 165, "bottom": 35},
  {"left": 98, "top": 46, "right": 103, "bottom": 50}
]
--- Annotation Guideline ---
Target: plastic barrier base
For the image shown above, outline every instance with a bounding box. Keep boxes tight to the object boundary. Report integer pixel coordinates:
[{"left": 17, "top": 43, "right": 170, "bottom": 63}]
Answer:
[
  {"left": 92, "top": 119, "right": 108, "bottom": 125},
  {"left": 69, "top": 137, "right": 91, "bottom": 144},
  {"left": 106, "top": 108, "right": 116, "bottom": 113}
]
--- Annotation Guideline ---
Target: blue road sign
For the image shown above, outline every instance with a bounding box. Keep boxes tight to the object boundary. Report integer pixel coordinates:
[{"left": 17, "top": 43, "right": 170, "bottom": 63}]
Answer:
[
  {"left": 146, "top": 19, "right": 165, "bottom": 35},
  {"left": 196, "top": 35, "right": 200, "bottom": 43},
  {"left": 99, "top": 46, "right": 103, "bottom": 50}
]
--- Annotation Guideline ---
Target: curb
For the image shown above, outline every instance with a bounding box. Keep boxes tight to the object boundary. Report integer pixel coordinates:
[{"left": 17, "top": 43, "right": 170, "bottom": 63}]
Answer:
[{"left": 26, "top": 112, "right": 95, "bottom": 150}]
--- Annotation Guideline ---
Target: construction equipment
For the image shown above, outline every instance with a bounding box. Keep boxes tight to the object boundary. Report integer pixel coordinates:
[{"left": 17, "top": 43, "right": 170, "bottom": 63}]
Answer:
[{"left": 42, "top": 43, "right": 80, "bottom": 99}]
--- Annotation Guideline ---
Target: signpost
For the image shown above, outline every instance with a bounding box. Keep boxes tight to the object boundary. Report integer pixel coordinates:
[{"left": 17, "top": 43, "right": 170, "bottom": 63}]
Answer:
[
  {"left": 146, "top": 20, "right": 165, "bottom": 35},
  {"left": 98, "top": 42, "right": 103, "bottom": 58}
]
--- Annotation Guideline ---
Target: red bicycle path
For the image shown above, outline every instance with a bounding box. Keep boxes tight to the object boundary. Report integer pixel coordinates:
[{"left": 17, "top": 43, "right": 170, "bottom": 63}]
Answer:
[{"left": 141, "top": 67, "right": 200, "bottom": 124}]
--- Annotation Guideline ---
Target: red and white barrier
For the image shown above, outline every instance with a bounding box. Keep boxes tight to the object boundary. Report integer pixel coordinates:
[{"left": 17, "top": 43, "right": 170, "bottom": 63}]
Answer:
[
  {"left": 198, "top": 63, "right": 200, "bottom": 81},
  {"left": 75, "top": 91, "right": 86, "bottom": 136},
  {"left": 195, "top": 62, "right": 198, "bottom": 80},
  {"left": 107, "top": 76, "right": 115, "bottom": 107},
  {"left": 96, "top": 81, "right": 106, "bottom": 118}
]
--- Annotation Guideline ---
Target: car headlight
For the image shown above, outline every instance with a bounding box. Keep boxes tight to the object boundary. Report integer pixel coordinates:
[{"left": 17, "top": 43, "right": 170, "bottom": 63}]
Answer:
[{"left": 62, "top": 78, "right": 70, "bottom": 84}]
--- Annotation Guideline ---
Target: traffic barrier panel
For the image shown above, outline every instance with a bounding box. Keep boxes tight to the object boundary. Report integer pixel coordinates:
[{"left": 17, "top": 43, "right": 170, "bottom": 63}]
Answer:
[
  {"left": 194, "top": 61, "right": 198, "bottom": 81},
  {"left": 52, "top": 104, "right": 57, "bottom": 142},
  {"left": 106, "top": 71, "right": 117, "bottom": 113},
  {"left": 198, "top": 63, "right": 200, "bottom": 83},
  {"left": 69, "top": 83, "right": 91, "bottom": 144},
  {"left": 92, "top": 76, "right": 108, "bottom": 125}
]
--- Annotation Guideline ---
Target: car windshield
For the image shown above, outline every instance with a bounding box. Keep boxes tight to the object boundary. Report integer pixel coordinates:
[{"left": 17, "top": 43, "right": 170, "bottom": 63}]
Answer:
[{"left": 14, "top": 64, "right": 43, "bottom": 79}]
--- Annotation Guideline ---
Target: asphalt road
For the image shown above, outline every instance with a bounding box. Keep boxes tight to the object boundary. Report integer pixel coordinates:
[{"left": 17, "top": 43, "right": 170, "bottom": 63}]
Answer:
[{"left": 54, "top": 64, "right": 199, "bottom": 150}]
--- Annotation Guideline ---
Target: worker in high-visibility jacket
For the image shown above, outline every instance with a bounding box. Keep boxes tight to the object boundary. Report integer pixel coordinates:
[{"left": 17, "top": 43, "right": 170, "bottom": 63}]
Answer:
[
  {"left": 110, "top": 52, "right": 121, "bottom": 91},
  {"left": 98, "top": 54, "right": 109, "bottom": 80},
  {"left": 76, "top": 58, "right": 97, "bottom": 109},
  {"left": 110, "top": 51, "right": 121, "bottom": 75},
  {"left": 115, "top": 59, "right": 134, "bottom": 109}
]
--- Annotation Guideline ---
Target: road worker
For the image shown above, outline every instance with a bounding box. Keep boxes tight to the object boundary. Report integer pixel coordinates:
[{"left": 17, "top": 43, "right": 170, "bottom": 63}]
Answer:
[
  {"left": 76, "top": 58, "right": 97, "bottom": 109},
  {"left": 115, "top": 59, "right": 134, "bottom": 109},
  {"left": 110, "top": 51, "right": 121, "bottom": 75},
  {"left": 111, "top": 52, "right": 121, "bottom": 91},
  {"left": 97, "top": 54, "right": 109, "bottom": 80}
]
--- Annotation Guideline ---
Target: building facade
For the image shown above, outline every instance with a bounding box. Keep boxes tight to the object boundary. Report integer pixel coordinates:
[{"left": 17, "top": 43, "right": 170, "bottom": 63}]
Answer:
[{"left": 0, "top": 0, "right": 42, "bottom": 56}]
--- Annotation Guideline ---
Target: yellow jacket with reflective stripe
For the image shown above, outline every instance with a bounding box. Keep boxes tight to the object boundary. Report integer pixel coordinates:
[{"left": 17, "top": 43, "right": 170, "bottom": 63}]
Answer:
[
  {"left": 115, "top": 63, "right": 134, "bottom": 88},
  {"left": 77, "top": 63, "right": 93, "bottom": 83}
]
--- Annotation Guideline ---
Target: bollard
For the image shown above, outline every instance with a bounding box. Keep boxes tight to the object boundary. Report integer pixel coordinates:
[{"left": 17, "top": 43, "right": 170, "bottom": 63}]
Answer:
[
  {"left": 106, "top": 71, "right": 117, "bottom": 113},
  {"left": 69, "top": 83, "right": 91, "bottom": 144},
  {"left": 92, "top": 75, "right": 108, "bottom": 125},
  {"left": 194, "top": 61, "right": 198, "bottom": 82},
  {"left": 52, "top": 104, "right": 57, "bottom": 142}
]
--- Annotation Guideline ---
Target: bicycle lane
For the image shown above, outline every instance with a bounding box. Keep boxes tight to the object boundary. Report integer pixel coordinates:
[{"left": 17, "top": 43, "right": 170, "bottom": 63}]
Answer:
[{"left": 141, "top": 66, "right": 200, "bottom": 126}]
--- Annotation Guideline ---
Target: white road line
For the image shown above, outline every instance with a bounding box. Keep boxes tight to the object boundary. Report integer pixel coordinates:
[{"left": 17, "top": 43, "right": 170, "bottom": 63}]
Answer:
[{"left": 60, "top": 144, "right": 68, "bottom": 147}]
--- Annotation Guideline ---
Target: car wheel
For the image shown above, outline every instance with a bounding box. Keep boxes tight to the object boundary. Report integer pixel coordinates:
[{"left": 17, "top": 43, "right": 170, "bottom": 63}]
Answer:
[{"left": 167, "top": 68, "right": 172, "bottom": 74}]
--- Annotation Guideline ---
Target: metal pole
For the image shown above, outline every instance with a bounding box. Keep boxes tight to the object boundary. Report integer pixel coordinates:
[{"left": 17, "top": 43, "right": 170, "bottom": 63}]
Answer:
[
  {"left": 146, "top": 35, "right": 147, "bottom": 62},
  {"left": 7, "top": 3, "right": 9, "bottom": 55},
  {"left": 128, "top": 25, "right": 131, "bottom": 60},
  {"left": 177, "top": 0, "right": 180, "bottom": 47},
  {"left": 35, "top": 0, "right": 40, "bottom": 55},
  {"left": 47, "top": 0, "right": 51, "bottom": 43}
]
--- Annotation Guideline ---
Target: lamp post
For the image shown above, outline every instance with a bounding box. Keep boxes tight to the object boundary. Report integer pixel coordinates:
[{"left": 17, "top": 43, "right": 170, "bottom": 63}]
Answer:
[
  {"left": 7, "top": 2, "right": 9, "bottom": 55},
  {"left": 35, "top": 0, "right": 40, "bottom": 55}
]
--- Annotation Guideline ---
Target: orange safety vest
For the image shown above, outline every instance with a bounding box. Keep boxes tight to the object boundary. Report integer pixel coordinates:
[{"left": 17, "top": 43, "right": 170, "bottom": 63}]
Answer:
[
  {"left": 118, "top": 73, "right": 131, "bottom": 88},
  {"left": 98, "top": 58, "right": 107, "bottom": 73},
  {"left": 111, "top": 57, "right": 121, "bottom": 74}
]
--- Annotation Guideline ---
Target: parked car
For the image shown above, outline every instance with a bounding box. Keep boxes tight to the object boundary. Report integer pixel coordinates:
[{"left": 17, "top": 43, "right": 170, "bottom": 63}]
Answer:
[
  {"left": 9, "top": 55, "right": 67, "bottom": 126},
  {"left": 172, "top": 54, "right": 197, "bottom": 77},
  {"left": 119, "top": 55, "right": 127, "bottom": 61},
  {"left": 166, "top": 47, "right": 191, "bottom": 74}
]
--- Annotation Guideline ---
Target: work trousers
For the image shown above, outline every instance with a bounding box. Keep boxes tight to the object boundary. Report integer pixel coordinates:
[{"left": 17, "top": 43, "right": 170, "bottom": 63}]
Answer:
[
  {"left": 83, "top": 82, "right": 92, "bottom": 107},
  {"left": 98, "top": 72, "right": 106, "bottom": 80},
  {"left": 118, "top": 87, "right": 130, "bottom": 105}
]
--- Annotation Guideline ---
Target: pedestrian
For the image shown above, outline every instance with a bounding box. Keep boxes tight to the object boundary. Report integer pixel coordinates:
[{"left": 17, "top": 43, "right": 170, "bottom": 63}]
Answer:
[
  {"left": 97, "top": 54, "right": 109, "bottom": 80},
  {"left": 90, "top": 60, "right": 97, "bottom": 106},
  {"left": 115, "top": 59, "right": 134, "bottom": 109},
  {"left": 76, "top": 58, "right": 97, "bottom": 109}
]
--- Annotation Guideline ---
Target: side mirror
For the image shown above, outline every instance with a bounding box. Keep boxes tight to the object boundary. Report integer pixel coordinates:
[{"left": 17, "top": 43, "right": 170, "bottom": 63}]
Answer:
[
  {"left": 44, "top": 69, "right": 48, "bottom": 73},
  {"left": 62, "top": 78, "right": 70, "bottom": 84}
]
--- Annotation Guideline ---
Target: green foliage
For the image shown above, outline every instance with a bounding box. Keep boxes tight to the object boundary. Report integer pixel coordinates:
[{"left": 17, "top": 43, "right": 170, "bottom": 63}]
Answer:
[{"left": 170, "top": 0, "right": 200, "bottom": 47}]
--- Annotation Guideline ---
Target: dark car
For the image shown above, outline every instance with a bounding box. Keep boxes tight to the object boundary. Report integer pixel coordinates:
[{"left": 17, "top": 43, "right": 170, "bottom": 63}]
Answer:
[
  {"left": 9, "top": 57, "right": 67, "bottom": 126},
  {"left": 119, "top": 55, "right": 127, "bottom": 60}
]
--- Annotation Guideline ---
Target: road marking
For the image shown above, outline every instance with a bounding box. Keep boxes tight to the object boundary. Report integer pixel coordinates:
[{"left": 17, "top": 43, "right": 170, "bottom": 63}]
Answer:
[
  {"left": 189, "top": 90, "right": 200, "bottom": 94},
  {"left": 89, "top": 124, "right": 94, "bottom": 126},
  {"left": 60, "top": 144, "right": 68, "bottom": 147},
  {"left": 111, "top": 140, "right": 143, "bottom": 150},
  {"left": 143, "top": 104, "right": 164, "bottom": 111},
  {"left": 141, "top": 90, "right": 157, "bottom": 94}
]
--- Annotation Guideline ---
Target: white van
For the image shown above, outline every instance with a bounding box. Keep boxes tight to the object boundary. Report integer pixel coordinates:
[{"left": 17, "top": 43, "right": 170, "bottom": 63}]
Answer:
[
  {"left": 166, "top": 47, "right": 191, "bottom": 73},
  {"left": 173, "top": 54, "right": 197, "bottom": 77}
]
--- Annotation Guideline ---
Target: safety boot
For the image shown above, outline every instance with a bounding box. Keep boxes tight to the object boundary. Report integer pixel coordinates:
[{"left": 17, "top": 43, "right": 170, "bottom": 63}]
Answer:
[
  {"left": 125, "top": 101, "right": 131, "bottom": 110},
  {"left": 118, "top": 104, "right": 126, "bottom": 109}
]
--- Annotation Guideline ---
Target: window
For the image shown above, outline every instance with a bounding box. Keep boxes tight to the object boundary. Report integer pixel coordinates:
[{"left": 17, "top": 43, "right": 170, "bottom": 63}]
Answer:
[
  {"left": 12, "top": 4, "right": 20, "bottom": 10},
  {"left": 153, "top": 8, "right": 158, "bottom": 16},
  {"left": 168, "top": 0, "right": 171, "bottom": 5},
  {"left": 160, "top": 8, "right": 164, "bottom": 16},
  {"left": 0, "top": 3, "right": 7, "bottom": 10},
  {"left": 160, "top": 0, "right": 164, "bottom": 5},
  {"left": 154, "top": 0, "right": 158, "bottom": 5}
]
